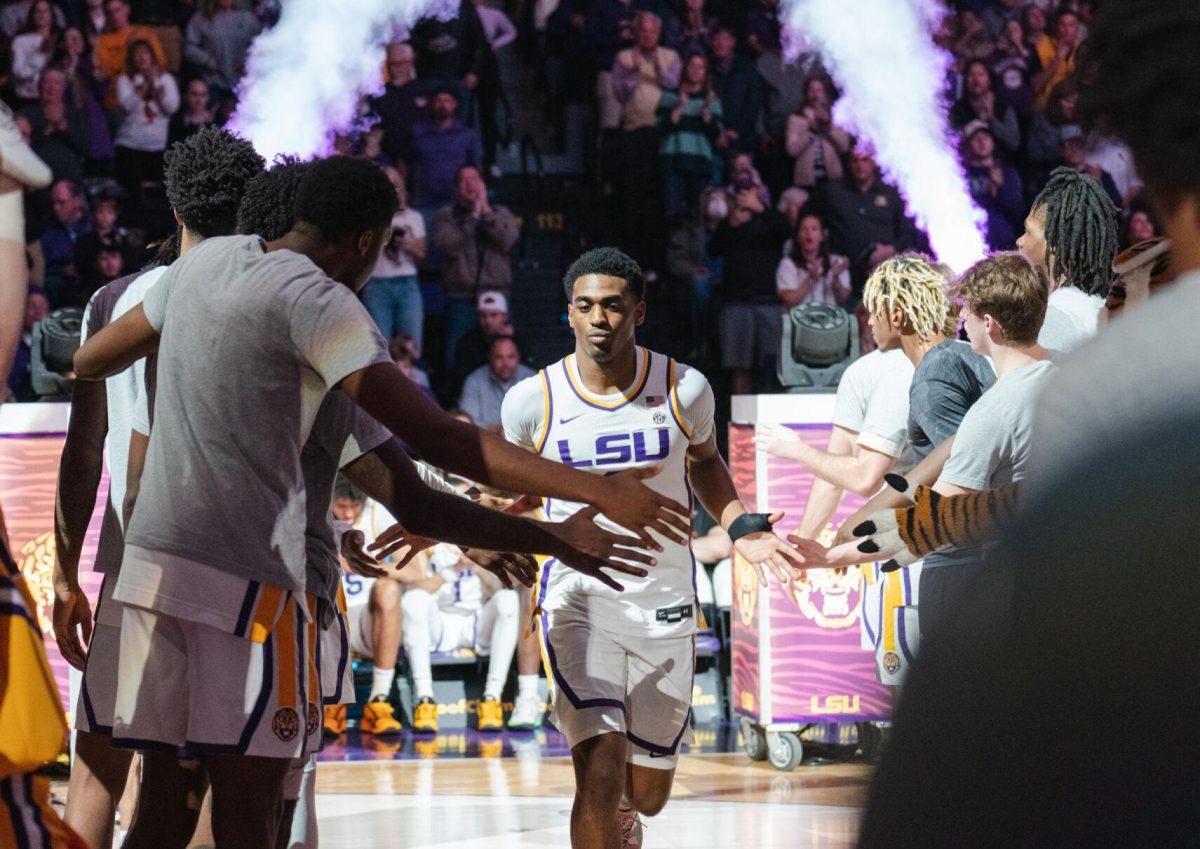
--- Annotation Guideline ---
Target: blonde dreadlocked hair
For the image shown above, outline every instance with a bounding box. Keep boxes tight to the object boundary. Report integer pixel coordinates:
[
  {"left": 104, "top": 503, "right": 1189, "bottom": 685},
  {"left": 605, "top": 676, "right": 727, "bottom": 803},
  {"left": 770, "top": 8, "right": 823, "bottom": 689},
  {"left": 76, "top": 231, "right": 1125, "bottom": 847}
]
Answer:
[{"left": 862, "top": 254, "right": 952, "bottom": 342}]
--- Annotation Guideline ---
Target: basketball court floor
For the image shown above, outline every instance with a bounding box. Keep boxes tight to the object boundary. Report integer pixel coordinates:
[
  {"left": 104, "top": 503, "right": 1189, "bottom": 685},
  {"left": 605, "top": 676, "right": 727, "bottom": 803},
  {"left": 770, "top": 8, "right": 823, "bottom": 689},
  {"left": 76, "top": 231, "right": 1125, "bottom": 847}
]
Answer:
[{"left": 309, "top": 725, "right": 870, "bottom": 848}]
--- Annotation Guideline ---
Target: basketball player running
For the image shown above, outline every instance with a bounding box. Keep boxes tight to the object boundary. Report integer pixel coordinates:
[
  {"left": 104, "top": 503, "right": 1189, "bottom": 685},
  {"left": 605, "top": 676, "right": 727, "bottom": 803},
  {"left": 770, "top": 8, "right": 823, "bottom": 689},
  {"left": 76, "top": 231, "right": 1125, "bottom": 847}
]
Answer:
[{"left": 502, "top": 248, "right": 803, "bottom": 848}]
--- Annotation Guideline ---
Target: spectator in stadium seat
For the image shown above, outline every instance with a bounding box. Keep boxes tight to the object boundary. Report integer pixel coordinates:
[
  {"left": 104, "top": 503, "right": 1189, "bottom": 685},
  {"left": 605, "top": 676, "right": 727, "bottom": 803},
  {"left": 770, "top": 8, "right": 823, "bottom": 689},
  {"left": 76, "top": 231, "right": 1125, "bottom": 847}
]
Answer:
[
  {"left": 816, "top": 146, "right": 917, "bottom": 293},
  {"left": 657, "top": 51, "right": 722, "bottom": 217},
  {"left": 409, "top": 0, "right": 488, "bottom": 103},
  {"left": 20, "top": 67, "right": 90, "bottom": 187},
  {"left": 73, "top": 190, "right": 132, "bottom": 301},
  {"left": 1031, "top": 8, "right": 1081, "bottom": 109},
  {"left": 459, "top": 335, "right": 534, "bottom": 432},
  {"left": 10, "top": 0, "right": 61, "bottom": 103},
  {"left": 709, "top": 25, "right": 761, "bottom": 158},
  {"left": 432, "top": 164, "right": 519, "bottom": 364},
  {"left": 756, "top": 44, "right": 818, "bottom": 142},
  {"left": 1025, "top": 79, "right": 1076, "bottom": 196},
  {"left": 962, "top": 121, "right": 1024, "bottom": 251},
  {"left": 745, "top": 0, "right": 781, "bottom": 57},
  {"left": 1020, "top": 4, "right": 1051, "bottom": 61},
  {"left": 5, "top": 286, "right": 49, "bottom": 402},
  {"left": 94, "top": 0, "right": 166, "bottom": 109},
  {"left": 57, "top": 25, "right": 115, "bottom": 166},
  {"left": 708, "top": 171, "right": 791, "bottom": 394},
  {"left": 363, "top": 163, "right": 427, "bottom": 355},
  {"left": 678, "top": 0, "right": 715, "bottom": 57},
  {"left": 372, "top": 43, "right": 427, "bottom": 164},
  {"left": 786, "top": 74, "right": 852, "bottom": 191},
  {"left": 979, "top": 0, "right": 1024, "bottom": 41},
  {"left": 1121, "top": 200, "right": 1161, "bottom": 249},
  {"left": 949, "top": 9, "right": 994, "bottom": 64},
  {"left": 38, "top": 178, "right": 90, "bottom": 307},
  {"left": 612, "top": 10, "right": 680, "bottom": 268},
  {"left": 183, "top": 0, "right": 261, "bottom": 105},
  {"left": 1059, "top": 126, "right": 1122, "bottom": 210},
  {"left": 989, "top": 18, "right": 1036, "bottom": 120},
  {"left": 112, "top": 38, "right": 179, "bottom": 196},
  {"left": 452, "top": 290, "right": 527, "bottom": 394},
  {"left": 775, "top": 210, "right": 851, "bottom": 309},
  {"left": 407, "top": 87, "right": 482, "bottom": 209},
  {"left": 167, "top": 77, "right": 216, "bottom": 146},
  {"left": 74, "top": 0, "right": 107, "bottom": 42},
  {"left": 950, "top": 60, "right": 1021, "bottom": 159},
  {"left": 0, "top": 0, "right": 64, "bottom": 38}
]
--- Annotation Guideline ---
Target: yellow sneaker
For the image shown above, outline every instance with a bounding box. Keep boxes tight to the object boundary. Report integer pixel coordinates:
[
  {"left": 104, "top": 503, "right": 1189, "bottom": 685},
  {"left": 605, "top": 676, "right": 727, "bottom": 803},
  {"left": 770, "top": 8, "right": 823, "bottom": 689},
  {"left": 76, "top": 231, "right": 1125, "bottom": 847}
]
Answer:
[
  {"left": 361, "top": 698, "right": 403, "bottom": 736},
  {"left": 476, "top": 697, "right": 504, "bottom": 732},
  {"left": 323, "top": 704, "right": 346, "bottom": 736},
  {"left": 412, "top": 697, "right": 439, "bottom": 734}
]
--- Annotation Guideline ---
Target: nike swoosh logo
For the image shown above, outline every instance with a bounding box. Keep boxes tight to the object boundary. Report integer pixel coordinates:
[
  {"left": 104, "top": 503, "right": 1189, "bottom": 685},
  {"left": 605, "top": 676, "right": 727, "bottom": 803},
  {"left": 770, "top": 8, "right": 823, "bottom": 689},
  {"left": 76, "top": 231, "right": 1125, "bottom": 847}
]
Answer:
[
  {"left": 648, "top": 751, "right": 670, "bottom": 758},
  {"left": 559, "top": 414, "right": 585, "bottom": 425}
]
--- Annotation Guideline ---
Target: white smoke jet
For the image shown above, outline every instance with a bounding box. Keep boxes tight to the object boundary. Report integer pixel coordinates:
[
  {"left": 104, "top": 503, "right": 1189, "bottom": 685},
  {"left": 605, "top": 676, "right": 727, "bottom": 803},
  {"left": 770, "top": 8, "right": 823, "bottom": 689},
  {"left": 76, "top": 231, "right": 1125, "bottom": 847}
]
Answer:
[
  {"left": 780, "top": 0, "right": 988, "bottom": 272},
  {"left": 229, "top": 0, "right": 457, "bottom": 161}
]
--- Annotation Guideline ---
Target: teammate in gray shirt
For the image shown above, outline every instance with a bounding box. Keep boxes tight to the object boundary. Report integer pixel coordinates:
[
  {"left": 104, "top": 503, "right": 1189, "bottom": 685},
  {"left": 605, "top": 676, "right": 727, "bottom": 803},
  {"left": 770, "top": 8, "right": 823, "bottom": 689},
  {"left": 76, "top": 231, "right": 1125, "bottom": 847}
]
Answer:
[{"left": 74, "top": 157, "right": 692, "bottom": 847}]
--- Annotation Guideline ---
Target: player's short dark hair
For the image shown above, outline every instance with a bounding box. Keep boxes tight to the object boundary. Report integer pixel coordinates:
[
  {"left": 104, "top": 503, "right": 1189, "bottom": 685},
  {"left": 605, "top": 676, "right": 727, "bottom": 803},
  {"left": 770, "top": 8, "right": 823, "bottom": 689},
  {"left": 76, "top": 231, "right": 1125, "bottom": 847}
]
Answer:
[
  {"left": 235, "top": 155, "right": 313, "bottom": 240},
  {"left": 163, "top": 126, "right": 265, "bottom": 239},
  {"left": 1080, "top": 0, "right": 1200, "bottom": 210},
  {"left": 292, "top": 156, "right": 398, "bottom": 241},
  {"left": 562, "top": 247, "right": 645, "bottom": 302},
  {"left": 333, "top": 473, "right": 364, "bottom": 503}
]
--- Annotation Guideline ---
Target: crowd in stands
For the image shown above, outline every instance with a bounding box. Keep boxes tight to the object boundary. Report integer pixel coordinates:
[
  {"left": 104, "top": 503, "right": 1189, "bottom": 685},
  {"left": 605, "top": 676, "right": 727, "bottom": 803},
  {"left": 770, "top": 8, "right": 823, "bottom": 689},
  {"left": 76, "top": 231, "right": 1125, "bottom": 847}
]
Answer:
[{"left": 4, "top": 0, "right": 1155, "bottom": 402}]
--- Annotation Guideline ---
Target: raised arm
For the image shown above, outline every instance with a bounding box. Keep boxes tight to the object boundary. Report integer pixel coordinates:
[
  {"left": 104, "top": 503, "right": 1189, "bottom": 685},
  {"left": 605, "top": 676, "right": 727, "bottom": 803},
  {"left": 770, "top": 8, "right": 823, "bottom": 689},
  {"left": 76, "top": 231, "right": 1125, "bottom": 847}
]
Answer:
[
  {"left": 73, "top": 303, "right": 160, "bottom": 379},
  {"left": 338, "top": 362, "right": 690, "bottom": 547},
  {"left": 687, "top": 433, "right": 804, "bottom": 586},
  {"left": 343, "top": 438, "right": 655, "bottom": 591}
]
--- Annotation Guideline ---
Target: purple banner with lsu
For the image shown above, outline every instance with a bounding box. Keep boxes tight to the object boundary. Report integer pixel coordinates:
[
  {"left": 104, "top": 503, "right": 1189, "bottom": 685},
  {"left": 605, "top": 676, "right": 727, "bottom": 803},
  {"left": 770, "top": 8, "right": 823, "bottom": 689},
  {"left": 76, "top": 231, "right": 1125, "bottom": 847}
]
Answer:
[{"left": 730, "top": 422, "right": 891, "bottom": 724}]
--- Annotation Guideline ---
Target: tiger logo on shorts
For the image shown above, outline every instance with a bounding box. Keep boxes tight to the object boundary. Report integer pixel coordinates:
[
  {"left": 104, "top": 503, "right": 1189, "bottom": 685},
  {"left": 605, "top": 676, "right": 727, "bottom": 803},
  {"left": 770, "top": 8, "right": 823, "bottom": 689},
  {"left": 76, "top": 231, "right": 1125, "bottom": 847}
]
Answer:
[
  {"left": 273, "top": 707, "right": 300, "bottom": 741},
  {"left": 306, "top": 703, "right": 319, "bottom": 736},
  {"left": 18, "top": 532, "right": 56, "bottom": 634},
  {"left": 882, "top": 651, "right": 902, "bottom": 676}
]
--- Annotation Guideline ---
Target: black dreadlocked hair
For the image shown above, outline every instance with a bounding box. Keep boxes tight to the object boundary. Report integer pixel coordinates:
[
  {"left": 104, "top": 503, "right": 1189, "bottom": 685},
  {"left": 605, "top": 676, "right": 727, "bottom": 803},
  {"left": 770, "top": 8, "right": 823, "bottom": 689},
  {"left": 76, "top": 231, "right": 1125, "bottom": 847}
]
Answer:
[
  {"left": 1079, "top": 0, "right": 1200, "bottom": 211},
  {"left": 1031, "top": 167, "right": 1119, "bottom": 296},
  {"left": 562, "top": 247, "right": 646, "bottom": 302},
  {"left": 163, "top": 126, "right": 265, "bottom": 239},
  {"left": 235, "top": 156, "right": 313, "bottom": 240}
]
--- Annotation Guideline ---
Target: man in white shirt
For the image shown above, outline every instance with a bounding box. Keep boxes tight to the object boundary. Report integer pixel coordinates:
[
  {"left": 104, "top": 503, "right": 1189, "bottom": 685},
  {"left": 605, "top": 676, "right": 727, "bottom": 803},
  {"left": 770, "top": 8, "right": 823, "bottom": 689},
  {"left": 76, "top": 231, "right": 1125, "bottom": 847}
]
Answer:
[{"left": 1016, "top": 166, "right": 1120, "bottom": 355}]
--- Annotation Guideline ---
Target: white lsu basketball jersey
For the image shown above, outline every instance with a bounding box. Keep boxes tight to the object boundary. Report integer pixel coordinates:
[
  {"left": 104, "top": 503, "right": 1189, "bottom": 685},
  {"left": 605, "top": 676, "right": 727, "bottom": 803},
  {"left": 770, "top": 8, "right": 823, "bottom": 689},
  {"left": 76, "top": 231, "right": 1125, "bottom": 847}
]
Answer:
[{"left": 502, "top": 347, "right": 715, "bottom": 639}]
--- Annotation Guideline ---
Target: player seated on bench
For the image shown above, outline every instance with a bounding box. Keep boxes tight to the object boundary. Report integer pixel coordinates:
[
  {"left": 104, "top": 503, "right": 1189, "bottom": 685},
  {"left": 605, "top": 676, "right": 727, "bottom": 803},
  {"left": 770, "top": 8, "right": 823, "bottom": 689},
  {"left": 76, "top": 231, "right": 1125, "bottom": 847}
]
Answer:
[
  {"left": 399, "top": 543, "right": 520, "bottom": 734},
  {"left": 325, "top": 482, "right": 407, "bottom": 736}
]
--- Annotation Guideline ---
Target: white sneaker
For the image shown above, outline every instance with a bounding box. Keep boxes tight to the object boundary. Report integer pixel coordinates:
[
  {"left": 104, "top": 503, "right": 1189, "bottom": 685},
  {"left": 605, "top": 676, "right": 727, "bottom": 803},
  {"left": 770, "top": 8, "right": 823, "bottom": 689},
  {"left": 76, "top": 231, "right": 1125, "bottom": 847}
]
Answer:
[
  {"left": 0, "top": 102, "right": 51, "bottom": 188},
  {"left": 507, "top": 694, "right": 544, "bottom": 730},
  {"left": 617, "top": 807, "right": 643, "bottom": 849}
]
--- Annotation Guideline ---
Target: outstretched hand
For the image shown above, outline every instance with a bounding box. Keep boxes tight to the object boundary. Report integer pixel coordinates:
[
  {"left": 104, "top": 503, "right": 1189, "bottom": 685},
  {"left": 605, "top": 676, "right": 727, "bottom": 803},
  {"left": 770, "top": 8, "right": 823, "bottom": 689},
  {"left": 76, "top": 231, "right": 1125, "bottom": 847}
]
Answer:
[
  {"left": 548, "top": 505, "right": 656, "bottom": 592},
  {"left": 364, "top": 523, "right": 436, "bottom": 571},
  {"left": 753, "top": 424, "right": 800, "bottom": 460},
  {"left": 733, "top": 512, "right": 804, "bottom": 586},
  {"left": 341, "top": 529, "right": 390, "bottom": 578},
  {"left": 463, "top": 549, "right": 538, "bottom": 589},
  {"left": 594, "top": 466, "right": 691, "bottom": 548}
]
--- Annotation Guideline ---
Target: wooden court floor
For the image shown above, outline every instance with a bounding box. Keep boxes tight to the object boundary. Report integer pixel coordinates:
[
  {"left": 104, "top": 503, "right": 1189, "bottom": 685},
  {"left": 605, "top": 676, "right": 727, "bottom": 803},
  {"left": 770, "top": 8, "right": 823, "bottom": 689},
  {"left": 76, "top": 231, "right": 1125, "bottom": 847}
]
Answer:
[{"left": 313, "top": 753, "right": 870, "bottom": 848}]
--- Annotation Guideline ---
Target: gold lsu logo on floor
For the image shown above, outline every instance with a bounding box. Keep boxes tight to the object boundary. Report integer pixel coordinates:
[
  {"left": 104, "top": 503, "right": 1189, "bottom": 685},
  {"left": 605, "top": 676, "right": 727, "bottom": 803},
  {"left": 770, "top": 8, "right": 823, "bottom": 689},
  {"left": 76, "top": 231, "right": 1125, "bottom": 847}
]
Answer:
[{"left": 18, "top": 532, "right": 55, "bottom": 634}]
